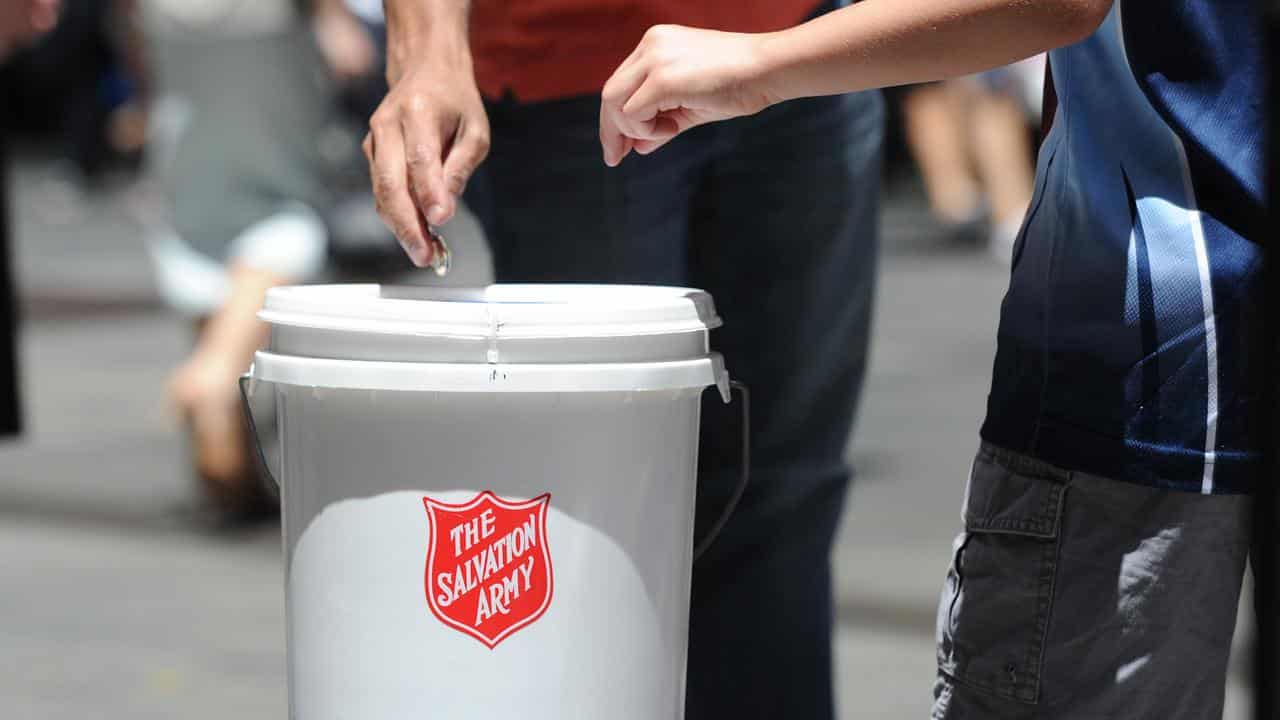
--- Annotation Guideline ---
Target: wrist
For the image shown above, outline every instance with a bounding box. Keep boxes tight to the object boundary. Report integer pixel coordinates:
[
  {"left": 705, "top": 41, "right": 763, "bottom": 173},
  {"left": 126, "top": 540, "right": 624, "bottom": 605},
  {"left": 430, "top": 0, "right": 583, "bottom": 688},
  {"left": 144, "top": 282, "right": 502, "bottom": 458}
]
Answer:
[
  {"left": 751, "top": 31, "right": 795, "bottom": 107},
  {"left": 384, "top": 1, "right": 472, "bottom": 85},
  {"left": 386, "top": 29, "right": 473, "bottom": 85}
]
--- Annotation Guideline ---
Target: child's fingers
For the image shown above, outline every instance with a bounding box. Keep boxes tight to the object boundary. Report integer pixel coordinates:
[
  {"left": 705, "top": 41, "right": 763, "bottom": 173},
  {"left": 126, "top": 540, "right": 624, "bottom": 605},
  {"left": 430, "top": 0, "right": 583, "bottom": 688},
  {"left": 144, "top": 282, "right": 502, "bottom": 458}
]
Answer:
[
  {"left": 599, "top": 101, "right": 635, "bottom": 166},
  {"left": 633, "top": 134, "right": 676, "bottom": 156},
  {"left": 620, "top": 74, "right": 678, "bottom": 137},
  {"left": 601, "top": 58, "right": 650, "bottom": 125}
]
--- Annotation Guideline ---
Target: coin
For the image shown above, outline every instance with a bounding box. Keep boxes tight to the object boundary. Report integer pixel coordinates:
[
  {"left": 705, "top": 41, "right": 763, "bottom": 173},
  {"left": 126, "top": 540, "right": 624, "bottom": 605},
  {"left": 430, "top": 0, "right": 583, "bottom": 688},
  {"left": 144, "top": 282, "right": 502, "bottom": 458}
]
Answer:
[{"left": 427, "top": 227, "right": 451, "bottom": 277}]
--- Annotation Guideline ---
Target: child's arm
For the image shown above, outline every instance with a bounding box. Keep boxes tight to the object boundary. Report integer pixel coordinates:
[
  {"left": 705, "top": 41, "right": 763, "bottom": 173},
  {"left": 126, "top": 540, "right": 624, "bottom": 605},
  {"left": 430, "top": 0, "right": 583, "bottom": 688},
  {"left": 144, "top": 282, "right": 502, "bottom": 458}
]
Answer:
[{"left": 600, "top": 0, "right": 1111, "bottom": 165}]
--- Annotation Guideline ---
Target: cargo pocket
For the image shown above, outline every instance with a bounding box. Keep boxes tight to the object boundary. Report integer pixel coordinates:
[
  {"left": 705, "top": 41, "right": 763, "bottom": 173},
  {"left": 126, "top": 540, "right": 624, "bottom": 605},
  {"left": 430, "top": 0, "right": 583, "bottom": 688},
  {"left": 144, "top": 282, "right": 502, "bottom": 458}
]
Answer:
[{"left": 936, "top": 449, "right": 1067, "bottom": 704}]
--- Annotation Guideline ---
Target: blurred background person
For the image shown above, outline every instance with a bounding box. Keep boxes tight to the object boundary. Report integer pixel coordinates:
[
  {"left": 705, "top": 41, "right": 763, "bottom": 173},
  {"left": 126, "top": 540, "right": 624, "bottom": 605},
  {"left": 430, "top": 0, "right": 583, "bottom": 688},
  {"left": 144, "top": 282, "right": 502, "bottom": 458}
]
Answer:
[
  {"left": 366, "top": 1, "right": 883, "bottom": 716},
  {"left": 1, "top": 0, "right": 63, "bottom": 441},
  {"left": 897, "top": 59, "right": 1041, "bottom": 261},
  {"left": 135, "top": 0, "right": 385, "bottom": 521},
  {"left": 0, "top": 0, "right": 147, "bottom": 182},
  {"left": 0, "top": 0, "right": 59, "bottom": 58}
]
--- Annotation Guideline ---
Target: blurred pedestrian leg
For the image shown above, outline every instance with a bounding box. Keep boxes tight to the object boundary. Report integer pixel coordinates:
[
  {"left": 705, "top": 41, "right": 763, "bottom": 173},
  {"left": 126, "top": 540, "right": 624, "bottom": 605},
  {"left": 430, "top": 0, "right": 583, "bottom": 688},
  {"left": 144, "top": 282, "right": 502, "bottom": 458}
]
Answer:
[
  {"left": 163, "top": 257, "right": 298, "bottom": 515},
  {"left": 967, "top": 67, "right": 1037, "bottom": 261},
  {"left": 0, "top": 0, "right": 66, "bottom": 439},
  {"left": 902, "top": 82, "right": 986, "bottom": 236},
  {"left": 899, "top": 65, "right": 1038, "bottom": 259}
]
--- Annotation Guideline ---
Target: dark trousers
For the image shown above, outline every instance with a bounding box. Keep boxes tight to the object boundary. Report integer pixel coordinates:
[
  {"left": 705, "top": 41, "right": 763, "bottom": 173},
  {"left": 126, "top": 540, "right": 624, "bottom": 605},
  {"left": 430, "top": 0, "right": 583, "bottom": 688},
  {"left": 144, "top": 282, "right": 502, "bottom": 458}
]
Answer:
[
  {"left": 466, "top": 88, "right": 884, "bottom": 719},
  {"left": 1, "top": 138, "right": 19, "bottom": 437}
]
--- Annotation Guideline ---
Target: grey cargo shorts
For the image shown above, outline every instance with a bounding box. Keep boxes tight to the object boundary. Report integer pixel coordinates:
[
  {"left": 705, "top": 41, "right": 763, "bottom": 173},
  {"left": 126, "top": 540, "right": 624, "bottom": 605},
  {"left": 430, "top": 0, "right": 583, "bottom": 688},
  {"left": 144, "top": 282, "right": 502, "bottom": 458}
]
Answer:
[{"left": 933, "top": 443, "right": 1253, "bottom": 719}]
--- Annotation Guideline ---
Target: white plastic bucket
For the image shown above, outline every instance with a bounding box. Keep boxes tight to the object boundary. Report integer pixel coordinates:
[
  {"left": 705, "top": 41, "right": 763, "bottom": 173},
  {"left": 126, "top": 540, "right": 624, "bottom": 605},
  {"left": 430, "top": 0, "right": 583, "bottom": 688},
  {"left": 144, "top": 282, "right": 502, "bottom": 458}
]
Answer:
[{"left": 240, "top": 284, "right": 741, "bottom": 720}]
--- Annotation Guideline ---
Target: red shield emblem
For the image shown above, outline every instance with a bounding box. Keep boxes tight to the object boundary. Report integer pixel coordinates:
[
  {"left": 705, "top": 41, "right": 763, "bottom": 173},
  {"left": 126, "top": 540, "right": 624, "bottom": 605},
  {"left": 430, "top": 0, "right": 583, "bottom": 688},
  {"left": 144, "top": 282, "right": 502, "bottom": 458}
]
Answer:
[{"left": 423, "top": 491, "right": 553, "bottom": 649}]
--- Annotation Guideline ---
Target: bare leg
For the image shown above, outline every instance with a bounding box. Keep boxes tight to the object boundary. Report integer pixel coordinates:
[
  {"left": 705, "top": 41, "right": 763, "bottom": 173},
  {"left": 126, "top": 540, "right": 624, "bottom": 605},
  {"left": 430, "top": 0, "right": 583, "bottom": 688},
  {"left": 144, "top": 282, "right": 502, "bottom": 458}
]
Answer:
[
  {"left": 901, "top": 83, "right": 982, "bottom": 225},
  {"left": 969, "top": 93, "right": 1034, "bottom": 225},
  {"left": 169, "top": 263, "right": 284, "bottom": 514},
  {"left": 968, "top": 92, "right": 1035, "bottom": 258}
]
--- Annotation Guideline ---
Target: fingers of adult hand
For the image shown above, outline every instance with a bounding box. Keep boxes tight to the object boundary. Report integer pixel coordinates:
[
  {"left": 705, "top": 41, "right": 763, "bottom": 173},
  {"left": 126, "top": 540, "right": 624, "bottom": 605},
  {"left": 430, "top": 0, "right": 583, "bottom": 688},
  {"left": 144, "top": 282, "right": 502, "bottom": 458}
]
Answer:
[
  {"left": 401, "top": 112, "right": 451, "bottom": 226},
  {"left": 368, "top": 125, "right": 433, "bottom": 267},
  {"left": 441, "top": 119, "right": 489, "bottom": 201}
]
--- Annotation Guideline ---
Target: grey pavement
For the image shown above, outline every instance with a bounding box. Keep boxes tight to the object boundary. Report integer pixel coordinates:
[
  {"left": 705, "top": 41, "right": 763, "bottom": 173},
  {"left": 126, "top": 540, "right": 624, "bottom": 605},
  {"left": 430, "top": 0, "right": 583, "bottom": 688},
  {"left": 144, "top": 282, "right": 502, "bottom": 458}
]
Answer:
[{"left": 0, "top": 161, "right": 1254, "bottom": 718}]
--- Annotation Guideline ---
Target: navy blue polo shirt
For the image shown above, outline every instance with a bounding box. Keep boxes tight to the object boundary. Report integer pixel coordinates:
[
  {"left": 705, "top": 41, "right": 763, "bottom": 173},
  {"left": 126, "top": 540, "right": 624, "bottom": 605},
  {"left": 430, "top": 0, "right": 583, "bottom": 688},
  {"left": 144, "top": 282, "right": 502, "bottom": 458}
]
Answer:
[{"left": 981, "top": 1, "right": 1265, "bottom": 494}]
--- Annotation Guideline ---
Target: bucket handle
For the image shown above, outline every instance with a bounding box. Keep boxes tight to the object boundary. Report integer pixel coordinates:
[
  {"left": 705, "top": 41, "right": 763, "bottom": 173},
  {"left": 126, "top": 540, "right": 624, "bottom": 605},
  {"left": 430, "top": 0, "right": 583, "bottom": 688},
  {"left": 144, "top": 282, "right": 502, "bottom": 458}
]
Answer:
[
  {"left": 239, "top": 374, "right": 280, "bottom": 493},
  {"left": 240, "top": 373, "right": 750, "bottom": 561},
  {"left": 692, "top": 380, "right": 749, "bottom": 563}
]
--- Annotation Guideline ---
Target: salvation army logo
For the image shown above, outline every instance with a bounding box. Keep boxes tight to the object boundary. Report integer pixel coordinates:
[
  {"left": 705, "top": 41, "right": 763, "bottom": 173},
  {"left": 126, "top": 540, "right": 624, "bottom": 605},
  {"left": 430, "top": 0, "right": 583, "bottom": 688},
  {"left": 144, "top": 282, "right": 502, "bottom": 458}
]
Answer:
[{"left": 423, "top": 491, "right": 553, "bottom": 649}]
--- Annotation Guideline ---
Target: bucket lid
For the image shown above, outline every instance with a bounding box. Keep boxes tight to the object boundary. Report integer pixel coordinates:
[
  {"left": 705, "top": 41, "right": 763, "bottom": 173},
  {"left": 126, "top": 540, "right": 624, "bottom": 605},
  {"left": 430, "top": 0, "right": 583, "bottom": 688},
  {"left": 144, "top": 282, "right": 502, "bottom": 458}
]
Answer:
[
  {"left": 250, "top": 284, "right": 728, "bottom": 396},
  {"left": 258, "top": 284, "right": 722, "bottom": 339}
]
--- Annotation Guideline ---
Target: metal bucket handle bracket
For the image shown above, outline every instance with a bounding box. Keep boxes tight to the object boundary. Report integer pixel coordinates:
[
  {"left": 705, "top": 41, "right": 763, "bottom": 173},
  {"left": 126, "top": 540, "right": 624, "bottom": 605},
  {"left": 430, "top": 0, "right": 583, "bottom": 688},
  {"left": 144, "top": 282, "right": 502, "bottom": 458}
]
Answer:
[{"left": 692, "top": 380, "right": 750, "bottom": 563}]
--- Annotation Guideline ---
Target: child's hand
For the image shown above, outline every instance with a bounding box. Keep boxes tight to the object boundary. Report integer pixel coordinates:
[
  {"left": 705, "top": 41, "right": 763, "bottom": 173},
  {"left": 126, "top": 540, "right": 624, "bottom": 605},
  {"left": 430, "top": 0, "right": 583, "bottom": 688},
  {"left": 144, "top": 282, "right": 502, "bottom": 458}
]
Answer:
[{"left": 599, "top": 25, "right": 780, "bottom": 166}]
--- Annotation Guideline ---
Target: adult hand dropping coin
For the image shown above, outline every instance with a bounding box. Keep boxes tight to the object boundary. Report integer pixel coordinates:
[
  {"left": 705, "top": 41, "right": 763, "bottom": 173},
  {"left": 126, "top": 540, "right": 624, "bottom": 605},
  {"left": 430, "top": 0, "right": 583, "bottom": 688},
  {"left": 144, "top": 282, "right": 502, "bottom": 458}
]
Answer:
[{"left": 362, "top": 0, "right": 488, "bottom": 272}]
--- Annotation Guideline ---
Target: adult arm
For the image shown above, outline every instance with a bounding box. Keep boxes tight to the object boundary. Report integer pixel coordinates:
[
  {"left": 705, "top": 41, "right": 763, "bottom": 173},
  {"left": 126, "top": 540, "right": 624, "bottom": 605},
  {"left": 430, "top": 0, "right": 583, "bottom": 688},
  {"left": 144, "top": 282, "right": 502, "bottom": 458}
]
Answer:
[
  {"left": 364, "top": 0, "right": 486, "bottom": 267},
  {"left": 600, "top": 0, "right": 1112, "bottom": 165}
]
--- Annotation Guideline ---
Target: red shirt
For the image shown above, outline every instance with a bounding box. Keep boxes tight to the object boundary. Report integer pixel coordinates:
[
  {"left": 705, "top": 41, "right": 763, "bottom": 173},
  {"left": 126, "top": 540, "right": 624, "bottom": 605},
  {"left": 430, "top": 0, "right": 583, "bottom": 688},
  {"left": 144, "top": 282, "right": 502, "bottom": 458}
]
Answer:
[{"left": 469, "top": 0, "right": 820, "bottom": 102}]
